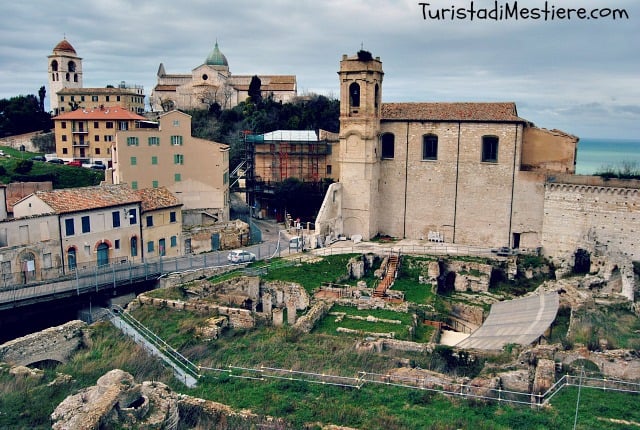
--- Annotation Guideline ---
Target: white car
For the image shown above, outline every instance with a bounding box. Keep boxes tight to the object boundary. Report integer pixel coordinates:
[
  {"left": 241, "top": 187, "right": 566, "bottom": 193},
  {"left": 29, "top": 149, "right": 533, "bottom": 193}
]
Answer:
[{"left": 227, "top": 249, "right": 256, "bottom": 264}]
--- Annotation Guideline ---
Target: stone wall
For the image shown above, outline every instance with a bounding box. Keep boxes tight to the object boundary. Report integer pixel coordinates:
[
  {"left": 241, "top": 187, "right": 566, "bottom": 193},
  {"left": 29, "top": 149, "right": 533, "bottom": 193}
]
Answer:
[
  {"left": 542, "top": 181, "right": 640, "bottom": 262},
  {"left": 0, "top": 320, "right": 87, "bottom": 367}
]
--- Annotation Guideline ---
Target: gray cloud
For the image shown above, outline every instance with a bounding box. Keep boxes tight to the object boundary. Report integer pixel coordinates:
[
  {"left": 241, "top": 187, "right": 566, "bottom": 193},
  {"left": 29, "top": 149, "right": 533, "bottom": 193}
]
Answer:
[{"left": 0, "top": 0, "right": 638, "bottom": 138}]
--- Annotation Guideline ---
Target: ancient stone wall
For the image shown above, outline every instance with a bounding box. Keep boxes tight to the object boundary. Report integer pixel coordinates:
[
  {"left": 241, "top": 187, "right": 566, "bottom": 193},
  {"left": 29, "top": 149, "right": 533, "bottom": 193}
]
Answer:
[
  {"left": 542, "top": 181, "right": 640, "bottom": 262},
  {"left": 0, "top": 320, "right": 87, "bottom": 367}
]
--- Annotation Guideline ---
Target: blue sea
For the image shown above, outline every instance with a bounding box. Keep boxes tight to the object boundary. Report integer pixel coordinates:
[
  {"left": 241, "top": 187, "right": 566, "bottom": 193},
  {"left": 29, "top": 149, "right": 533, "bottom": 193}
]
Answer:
[{"left": 575, "top": 138, "right": 640, "bottom": 175}]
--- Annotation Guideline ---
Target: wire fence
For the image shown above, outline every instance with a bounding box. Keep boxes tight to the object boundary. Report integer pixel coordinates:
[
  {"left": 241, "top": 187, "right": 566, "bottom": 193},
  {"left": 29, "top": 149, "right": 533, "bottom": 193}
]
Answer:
[{"left": 108, "top": 307, "right": 640, "bottom": 406}]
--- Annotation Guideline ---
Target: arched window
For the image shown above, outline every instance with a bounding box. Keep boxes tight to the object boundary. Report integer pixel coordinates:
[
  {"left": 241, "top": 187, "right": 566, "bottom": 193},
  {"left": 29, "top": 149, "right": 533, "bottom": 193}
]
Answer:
[
  {"left": 482, "top": 135, "right": 499, "bottom": 163},
  {"left": 381, "top": 133, "right": 395, "bottom": 159},
  {"left": 349, "top": 82, "right": 360, "bottom": 108},
  {"left": 422, "top": 134, "right": 438, "bottom": 160},
  {"left": 67, "top": 248, "right": 77, "bottom": 270},
  {"left": 130, "top": 236, "right": 138, "bottom": 257},
  {"left": 74, "top": 73, "right": 78, "bottom": 82},
  {"left": 68, "top": 61, "right": 76, "bottom": 72},
  {"left": 65, "top": 72, "right": 70, "bottom": 82},
  {"left": 51, "top": 60, "right": 58, "bottom": 72}
]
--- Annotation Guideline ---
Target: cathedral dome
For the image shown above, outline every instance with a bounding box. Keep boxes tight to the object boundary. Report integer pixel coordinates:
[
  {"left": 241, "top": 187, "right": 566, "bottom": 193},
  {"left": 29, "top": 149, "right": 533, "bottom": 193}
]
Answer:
[
  {"left": 53, "top": 38, "right": 76, "bottom": 54},
  {"left": 205, "top": 42, "right": 228, "bottom": 67}
]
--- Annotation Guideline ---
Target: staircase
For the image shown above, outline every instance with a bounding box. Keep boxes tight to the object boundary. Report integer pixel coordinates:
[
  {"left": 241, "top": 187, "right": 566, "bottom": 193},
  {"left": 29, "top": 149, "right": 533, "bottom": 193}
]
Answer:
[{"left": 373, "top": 253, "right": 400, "bottom": 298}]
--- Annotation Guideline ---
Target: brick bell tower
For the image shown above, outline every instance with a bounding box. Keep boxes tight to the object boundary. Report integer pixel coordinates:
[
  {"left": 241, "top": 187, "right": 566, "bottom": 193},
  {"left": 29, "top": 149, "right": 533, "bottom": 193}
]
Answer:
[{"left": 337, "top": 51, "right": 384, "bottom": 240}]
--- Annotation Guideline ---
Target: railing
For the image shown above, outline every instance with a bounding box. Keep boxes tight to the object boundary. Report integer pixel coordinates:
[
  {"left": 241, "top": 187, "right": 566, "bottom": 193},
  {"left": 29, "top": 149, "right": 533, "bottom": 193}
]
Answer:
[{"left": 0, "top": 243, "right": 281, "bottom": 309}]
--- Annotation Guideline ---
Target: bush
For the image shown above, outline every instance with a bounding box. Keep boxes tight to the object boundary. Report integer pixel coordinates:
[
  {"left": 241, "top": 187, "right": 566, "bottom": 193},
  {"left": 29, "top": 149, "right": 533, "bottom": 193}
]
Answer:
[{"left": 14, "top": 159, "right": 33, "bottom": 174}]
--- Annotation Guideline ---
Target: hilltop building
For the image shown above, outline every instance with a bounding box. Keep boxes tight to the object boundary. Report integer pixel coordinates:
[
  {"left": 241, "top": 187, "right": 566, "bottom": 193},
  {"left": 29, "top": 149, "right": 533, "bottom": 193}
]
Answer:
[
  {"left": 52, "top": 106, "right": 148, "bottom": 165},
  {"left": 110, "top": 110, "right": 230, "bottom": 223},
  {"left": 150, "top": 41, "right": 297, "bottom": 112},
  {"left": 316, "top": 51, "right": 639, "bottom": 293},
  {"left": 47, "top": 39, "right": 145, "bottom": 115}
]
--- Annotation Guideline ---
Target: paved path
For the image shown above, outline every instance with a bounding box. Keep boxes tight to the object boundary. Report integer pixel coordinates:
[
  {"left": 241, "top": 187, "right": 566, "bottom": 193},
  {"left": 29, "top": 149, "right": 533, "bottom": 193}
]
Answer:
[{"left": 109, "top": 313, "right": 198, "bottom": 387}]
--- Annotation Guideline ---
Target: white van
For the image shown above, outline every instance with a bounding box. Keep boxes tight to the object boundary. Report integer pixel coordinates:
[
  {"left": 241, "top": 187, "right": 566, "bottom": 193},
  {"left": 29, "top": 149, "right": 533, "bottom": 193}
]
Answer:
[{"left": 289, "top": 236, "right": 303, "bottom": 249}]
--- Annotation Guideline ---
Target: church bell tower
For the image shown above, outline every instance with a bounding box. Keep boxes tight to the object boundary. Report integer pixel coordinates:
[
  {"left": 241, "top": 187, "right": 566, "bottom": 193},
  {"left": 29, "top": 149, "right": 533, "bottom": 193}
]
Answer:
[
  {"left": 337, "top": 51, "right": 384, "bottom": 240},
  {"left": 48, "top": 38, "right": 83, "bottom": 114}
]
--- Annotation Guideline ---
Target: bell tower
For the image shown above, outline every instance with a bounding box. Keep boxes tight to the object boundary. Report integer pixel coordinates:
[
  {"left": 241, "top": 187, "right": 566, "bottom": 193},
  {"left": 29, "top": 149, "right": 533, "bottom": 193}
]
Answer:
[
  {"left": 337, "top": 51, "right": 383, "bottom": 240},
  {"left": 48, "top": 38, "right": 83, "bottom": 114}
]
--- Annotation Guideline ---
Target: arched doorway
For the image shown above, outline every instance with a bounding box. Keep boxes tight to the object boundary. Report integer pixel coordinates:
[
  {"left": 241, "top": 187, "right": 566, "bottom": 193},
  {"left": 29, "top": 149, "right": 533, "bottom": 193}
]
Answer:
[
  {"left": 97, "top": 243, "right": 109, "bottom": 267},
  {"left": 67, "top": 247, "right": 77, "bottom": 270}
]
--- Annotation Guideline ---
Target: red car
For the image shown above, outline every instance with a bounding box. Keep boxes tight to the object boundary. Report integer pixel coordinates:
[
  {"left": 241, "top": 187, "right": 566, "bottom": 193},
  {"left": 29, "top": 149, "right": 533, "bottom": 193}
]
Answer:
[{"left": 66, "top": 160, "right": 82, "bottom": 167}]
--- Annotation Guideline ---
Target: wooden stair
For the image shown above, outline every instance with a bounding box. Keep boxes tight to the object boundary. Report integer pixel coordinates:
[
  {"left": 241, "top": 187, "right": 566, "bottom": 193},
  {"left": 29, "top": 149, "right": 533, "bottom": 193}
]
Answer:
[{"left": 373, "top": 253, "right": 400, "bottom": 298}]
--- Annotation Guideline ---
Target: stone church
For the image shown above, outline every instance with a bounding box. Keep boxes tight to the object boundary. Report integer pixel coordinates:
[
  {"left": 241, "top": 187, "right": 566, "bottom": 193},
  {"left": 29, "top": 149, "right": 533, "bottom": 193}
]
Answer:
[
  {"left": 150, "top": 42, "right": 297, "bottom": 112},
  {"left": 316, "top": 51, "right": 639, "bottom": 271}
]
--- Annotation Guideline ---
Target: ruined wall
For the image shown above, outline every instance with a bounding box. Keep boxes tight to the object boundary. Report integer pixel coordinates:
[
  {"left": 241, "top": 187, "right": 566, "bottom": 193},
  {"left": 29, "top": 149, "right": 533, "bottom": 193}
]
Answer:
[
  {"left": 0, "top": 320, "right": 87, "bottom": 366},
  {"left": 541, "top": 180, "right": 640, "bottom": 262}
]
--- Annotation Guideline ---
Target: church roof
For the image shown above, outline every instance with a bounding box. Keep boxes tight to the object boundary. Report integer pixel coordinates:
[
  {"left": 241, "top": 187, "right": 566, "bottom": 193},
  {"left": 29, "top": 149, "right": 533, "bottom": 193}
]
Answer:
[
  {"left": 205, "top": 42, "right": 228, "bottom": 67},
  {"left": 53, "top": 38, "right": 76, "bottom": 54},
  {"left": 381, "top": 102, "right": 527, "bottom": 123}
]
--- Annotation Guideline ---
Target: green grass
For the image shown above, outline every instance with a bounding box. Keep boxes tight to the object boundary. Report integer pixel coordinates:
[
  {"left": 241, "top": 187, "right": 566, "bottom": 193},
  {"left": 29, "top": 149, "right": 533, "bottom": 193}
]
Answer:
[
  {"left": 315, "top": 304, "right": 415, "bottom": 340},
  {"left": 0, "top": 146, "right": 103, "bottom": 189},
  {"left": 261, "top": 253, "right": 360, "bottom": 293},
  {"left": 0, "top": 322, "right": 173, "bottom": 429}
]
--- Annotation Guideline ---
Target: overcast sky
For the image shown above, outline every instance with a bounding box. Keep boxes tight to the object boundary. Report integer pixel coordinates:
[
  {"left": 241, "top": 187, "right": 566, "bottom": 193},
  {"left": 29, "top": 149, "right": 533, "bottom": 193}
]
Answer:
[{"left": 0, "top": 0, "right": 638, "bottom": 139}]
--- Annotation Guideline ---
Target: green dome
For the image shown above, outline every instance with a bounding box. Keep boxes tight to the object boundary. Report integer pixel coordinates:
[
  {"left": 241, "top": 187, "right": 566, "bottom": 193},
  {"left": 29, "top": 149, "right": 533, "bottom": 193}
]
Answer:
[{"left": 205, "top": 42, "right": 228, "bottom": 66}]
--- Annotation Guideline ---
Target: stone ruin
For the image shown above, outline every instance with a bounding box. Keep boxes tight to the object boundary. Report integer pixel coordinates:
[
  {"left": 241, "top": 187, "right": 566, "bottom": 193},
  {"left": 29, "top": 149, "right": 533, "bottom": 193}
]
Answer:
[
  {"left": 130, "top": 275, "right": 311, "bottom": 338},
  {"left": 50, "top": 369, "right": 287, "bottom": 430}
]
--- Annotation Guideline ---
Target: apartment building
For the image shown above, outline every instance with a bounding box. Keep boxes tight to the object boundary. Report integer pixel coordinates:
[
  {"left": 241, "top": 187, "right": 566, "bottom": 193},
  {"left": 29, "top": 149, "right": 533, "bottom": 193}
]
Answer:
[
  {"left": 56, "top": 86, "right": 145, "bottom": 115},
  {"left": 112, "top": 110, "right": 230, "bottom": 222},
  {"left": 13, "top": 184, "right": 144, "bottom": 270},
  {"left": 53, "top": 106, "right": 148, "bottom": 165},
  {"left": 135, "top": 187, "right": 183, "bottom": 258}
]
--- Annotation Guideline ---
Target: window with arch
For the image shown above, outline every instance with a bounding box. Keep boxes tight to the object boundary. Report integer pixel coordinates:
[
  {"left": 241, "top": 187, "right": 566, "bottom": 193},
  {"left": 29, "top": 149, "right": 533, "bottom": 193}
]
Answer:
[
  {"left": 65, "top": 72, "right": 70, "bottom": 82},
  {"left": 130, "top": 236, "right": 138, "bottom": 257},
  {"left": 74, "top": 74, "right": 78, "bottom": 82},
  {"left": 51, "top": 60, "right": 58, "bottom": 72},
  {"left": 374, "top": 84, "right": 380, "bottom": 109},
  {"left": 349, "top": 83, "right": 360, "bottom": 108},
  {"left": 67, "top": 248, "right": 77, "bottom": 270},
  {"left": 68, "top": 61, "right": 76, "bottom": 72},
  {"left": 482, "top": 135, "right": 499, "bottom": 163},
  {"left": 381, "top": 133, "right": 395, "bottom": 159},
  {"left": 422, "top": 134, "right": 438, "bottom": 160}
]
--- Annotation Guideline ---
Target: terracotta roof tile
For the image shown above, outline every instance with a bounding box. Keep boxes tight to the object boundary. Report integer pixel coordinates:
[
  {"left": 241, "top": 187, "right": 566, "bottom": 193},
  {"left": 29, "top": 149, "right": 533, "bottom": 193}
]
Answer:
[
  {"left": 381, "top": 102, "right": 527, "bottom": 122},
  {"left": 53, "top": 106, "right": 147, "bottom": 121},
  {"left": 135, "top": 187, "right": 182, "bottom": 212},
  {"left": 34, "top": 184, "right": 141, "bottom": 214}
]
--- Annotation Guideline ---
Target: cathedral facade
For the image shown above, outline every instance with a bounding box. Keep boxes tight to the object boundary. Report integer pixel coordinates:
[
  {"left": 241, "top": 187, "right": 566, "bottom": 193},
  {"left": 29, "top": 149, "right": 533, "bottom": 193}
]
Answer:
[{"left": 150, "top": 42, "right": 297, "bottom": 112}]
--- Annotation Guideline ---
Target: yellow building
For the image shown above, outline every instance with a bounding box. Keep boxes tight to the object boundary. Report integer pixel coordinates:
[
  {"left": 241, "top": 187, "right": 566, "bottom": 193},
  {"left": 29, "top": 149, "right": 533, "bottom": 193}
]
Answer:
[
  {"left": 47, "top": 38, "right": 146, "bottom": 115},
  {"left": 112, "top": 110, "right": 230, "bottom": 221},
  {"left": 56, "top": 85, "right": 145, "bottom": 115},
  {"left": 135, "top": 187, "right": 183, "bottom": 258},
  {"left": 53, "top": 106, "right": 148, "bottom": 165}
]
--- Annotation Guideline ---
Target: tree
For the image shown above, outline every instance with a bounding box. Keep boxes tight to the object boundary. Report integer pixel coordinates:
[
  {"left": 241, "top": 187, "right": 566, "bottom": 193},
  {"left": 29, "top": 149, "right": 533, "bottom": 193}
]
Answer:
[
  {"left": 248, "top": 75, "right": 262, "bottom": 104},
  {"left": 0, "top": 93, "right": 53, "bottom": 137},
  {"left": 38, "top": 86, "right": 46, "bottom": 112}
]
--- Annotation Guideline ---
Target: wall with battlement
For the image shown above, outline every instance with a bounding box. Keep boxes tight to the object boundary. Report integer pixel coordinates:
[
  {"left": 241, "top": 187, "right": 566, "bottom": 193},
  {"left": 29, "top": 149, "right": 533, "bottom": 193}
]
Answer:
[{"left": 541, "top": 181, "right": 640, "bottom": 262}]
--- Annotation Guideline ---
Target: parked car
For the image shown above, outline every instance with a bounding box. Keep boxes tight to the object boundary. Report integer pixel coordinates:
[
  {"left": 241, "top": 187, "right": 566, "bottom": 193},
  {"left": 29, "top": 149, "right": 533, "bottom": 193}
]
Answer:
[
  {"left": 66, "top": 160, "right": 82, "bottom": 167},
  {"left": 227, "top": 249, "right": 256, "bottom": 264},
  {"left": 493, "top": 246, "right": 518, "bottom": 256},
  {"left": 47, "top": 158, "right": 65, "bottom": 164},
  {"left": 90, "top": 163, "right": 106, "bottom": 170},
  {"left": 31, "top": 155, "right": 46, "bottom": 162}
]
